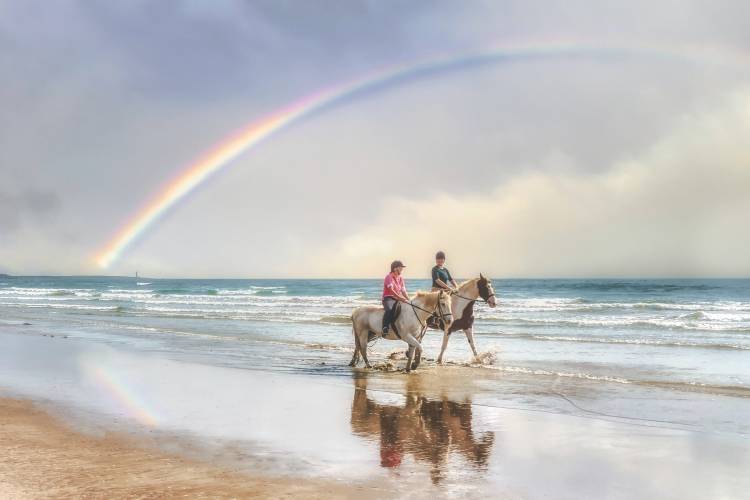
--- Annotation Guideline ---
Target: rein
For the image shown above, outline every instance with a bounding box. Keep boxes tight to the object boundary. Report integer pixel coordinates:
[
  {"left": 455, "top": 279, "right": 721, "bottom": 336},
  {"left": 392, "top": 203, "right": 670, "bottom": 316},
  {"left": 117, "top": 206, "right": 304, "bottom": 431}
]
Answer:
[
  {"left": 408, "top": 293, "right": 452, "bottom": 329},
  {"left": 452, "top": 291, "right": 495, "bottom": 304},
  {"left": 452, "top": 278, "right": 495, "bottom": 304}
]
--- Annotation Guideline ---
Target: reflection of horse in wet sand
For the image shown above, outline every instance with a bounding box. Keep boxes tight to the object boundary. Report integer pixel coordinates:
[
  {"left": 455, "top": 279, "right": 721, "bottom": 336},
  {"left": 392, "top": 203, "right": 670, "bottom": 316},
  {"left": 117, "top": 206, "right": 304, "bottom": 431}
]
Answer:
[{"left": 350, "top": 376, "right": 495, "bottom": 484}]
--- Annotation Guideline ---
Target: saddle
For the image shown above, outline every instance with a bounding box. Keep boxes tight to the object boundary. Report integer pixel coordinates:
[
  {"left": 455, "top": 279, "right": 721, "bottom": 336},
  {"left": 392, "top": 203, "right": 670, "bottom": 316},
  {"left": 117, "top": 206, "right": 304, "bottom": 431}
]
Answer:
[
  {"left": 392, "top": 301, "right": 402, "bottom": 322},
  {"left": 369, "top": 302, "right": 403, "bottom": 341},
  {"left": 427, "top": 300, "right": 476, "bottom": 334}
]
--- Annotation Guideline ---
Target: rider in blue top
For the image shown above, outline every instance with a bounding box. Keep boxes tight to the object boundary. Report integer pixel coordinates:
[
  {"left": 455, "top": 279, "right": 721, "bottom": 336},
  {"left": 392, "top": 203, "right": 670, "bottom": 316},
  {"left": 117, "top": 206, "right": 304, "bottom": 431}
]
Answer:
[{"left": 431, "top": 251, "right": 457, "bottom": 291}]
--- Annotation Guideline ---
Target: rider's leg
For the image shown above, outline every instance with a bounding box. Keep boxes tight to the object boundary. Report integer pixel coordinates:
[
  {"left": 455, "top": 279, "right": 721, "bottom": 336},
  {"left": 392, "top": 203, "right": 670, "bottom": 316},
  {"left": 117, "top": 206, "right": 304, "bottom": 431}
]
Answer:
[
  {"left": 465, "top": 327, "right": 478, "bottom": 358},
  {"left": 437, "top": 330, "right": 451, "bottom": 364},
  {"left": 382, "top": 297, "right": 396, "bottom": 334}
]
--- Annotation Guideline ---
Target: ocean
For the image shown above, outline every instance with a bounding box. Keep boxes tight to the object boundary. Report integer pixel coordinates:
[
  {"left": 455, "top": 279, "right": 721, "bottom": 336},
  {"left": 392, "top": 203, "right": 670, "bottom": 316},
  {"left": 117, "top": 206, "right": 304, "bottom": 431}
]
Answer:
[{"left": 1, "top": 276, "right": 749, "bottom": 436}]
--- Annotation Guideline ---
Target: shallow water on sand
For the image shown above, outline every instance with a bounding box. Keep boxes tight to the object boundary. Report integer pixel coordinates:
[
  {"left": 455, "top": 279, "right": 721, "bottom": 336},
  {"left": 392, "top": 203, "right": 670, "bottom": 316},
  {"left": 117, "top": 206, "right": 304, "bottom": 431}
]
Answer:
[
  {"left": 1, "top": 331, "right": 749, "bottom": 499},
  {"left": 2, "top": 277, "right": 749, "bottom": 435}
]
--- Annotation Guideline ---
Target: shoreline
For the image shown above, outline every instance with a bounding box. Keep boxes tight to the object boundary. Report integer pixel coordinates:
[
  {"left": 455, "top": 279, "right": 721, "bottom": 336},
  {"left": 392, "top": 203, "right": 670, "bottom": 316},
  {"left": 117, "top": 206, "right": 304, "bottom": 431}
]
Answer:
[{"left": 0, "top": 396, "right": 377, "bottom": 499}]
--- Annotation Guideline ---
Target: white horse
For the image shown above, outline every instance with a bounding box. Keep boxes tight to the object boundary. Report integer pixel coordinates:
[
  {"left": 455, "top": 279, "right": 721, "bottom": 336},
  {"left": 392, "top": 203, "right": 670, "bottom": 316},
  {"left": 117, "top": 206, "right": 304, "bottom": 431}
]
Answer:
[
  {"left": 350, "top": 290, "right": 453, "bottom": 372},
  {"left": 428, "top": 274, "right": 497, "bottom": 364}
]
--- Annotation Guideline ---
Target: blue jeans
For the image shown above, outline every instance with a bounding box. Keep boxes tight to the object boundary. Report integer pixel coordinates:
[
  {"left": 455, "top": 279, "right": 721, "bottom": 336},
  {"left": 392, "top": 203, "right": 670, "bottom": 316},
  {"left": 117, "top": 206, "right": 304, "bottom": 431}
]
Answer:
[{"left": 382, "top": 297, "right": 398, "bottom": 331}]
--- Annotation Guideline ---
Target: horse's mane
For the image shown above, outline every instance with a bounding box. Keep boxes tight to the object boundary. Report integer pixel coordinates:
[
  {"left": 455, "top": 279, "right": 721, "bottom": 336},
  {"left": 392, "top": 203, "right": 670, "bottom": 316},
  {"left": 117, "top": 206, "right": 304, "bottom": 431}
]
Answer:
[
  {"left": 457, "top": 277, "right": 480, "bottom": 290},
  {"left": 412, "top": 278, "right": 481, "bottom": 297},
  {"left": 412, "top": 289, "right": 445, "bottom": 309}
]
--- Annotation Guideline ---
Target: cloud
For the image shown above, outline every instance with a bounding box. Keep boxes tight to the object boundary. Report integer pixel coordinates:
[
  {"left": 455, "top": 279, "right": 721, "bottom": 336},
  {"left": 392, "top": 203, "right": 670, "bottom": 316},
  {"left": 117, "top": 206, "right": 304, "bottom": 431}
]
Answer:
[
  {"left": 0, "top": 189, "right": 60, "bottom": 233},
  {"left": 2, "top": 1, "right": 750, "bottom": 276},
  {"left": 302, "top": 90, "right": 750, "bottom": 278}
]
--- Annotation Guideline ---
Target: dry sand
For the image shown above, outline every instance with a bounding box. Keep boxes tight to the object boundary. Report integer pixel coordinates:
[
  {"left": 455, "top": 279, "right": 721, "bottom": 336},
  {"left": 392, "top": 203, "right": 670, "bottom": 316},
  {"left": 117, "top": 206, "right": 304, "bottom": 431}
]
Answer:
[{"left": 0, "top": 397, "right": 376, "bottom": 499}]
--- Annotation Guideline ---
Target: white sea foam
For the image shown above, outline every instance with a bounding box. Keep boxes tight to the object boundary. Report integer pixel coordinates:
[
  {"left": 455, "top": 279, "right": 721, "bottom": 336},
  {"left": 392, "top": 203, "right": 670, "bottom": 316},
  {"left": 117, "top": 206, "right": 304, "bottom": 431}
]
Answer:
[
  {"left": 481, "top": 363, "right": 633, "bottom": 384},
  {"left": 497, "top": 332, "right": 750, "bottom": 351},
  {"left": 0, "top": 301, "right": 120, "bottom": 311}
]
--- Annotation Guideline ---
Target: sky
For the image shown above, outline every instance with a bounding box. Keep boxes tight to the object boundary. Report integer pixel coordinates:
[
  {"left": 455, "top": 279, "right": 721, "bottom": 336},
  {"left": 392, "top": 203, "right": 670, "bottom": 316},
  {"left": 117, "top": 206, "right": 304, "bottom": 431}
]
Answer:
[{"left": 1, "top": 0, "right": 749, "bottom": 278}]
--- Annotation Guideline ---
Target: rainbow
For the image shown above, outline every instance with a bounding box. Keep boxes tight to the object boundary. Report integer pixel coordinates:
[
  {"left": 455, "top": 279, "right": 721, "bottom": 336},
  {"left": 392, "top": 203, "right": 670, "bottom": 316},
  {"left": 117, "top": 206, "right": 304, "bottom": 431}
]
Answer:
[
  {"left": 93, "top": 41, "right": 748, "bottom": 268},
  {"left": 85, "top": 363, "right": 160, "bottom": 427}
]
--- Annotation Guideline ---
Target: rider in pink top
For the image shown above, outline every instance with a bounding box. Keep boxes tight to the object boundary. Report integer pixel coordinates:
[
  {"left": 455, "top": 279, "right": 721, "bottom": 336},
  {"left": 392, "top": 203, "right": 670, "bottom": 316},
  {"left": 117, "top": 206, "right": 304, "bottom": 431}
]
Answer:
[
  {"left": 382, "top": 260, "right": 409, "bottom": 334},
  {"left": 383, "top": 270, "right": 407, "bottom": 299}
]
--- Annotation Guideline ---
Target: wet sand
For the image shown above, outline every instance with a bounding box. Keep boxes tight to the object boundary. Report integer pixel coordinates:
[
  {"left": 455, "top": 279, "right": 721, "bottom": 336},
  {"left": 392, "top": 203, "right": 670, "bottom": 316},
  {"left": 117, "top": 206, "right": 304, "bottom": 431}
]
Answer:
[
  {"left": 0, "top": 397, "right": 377, "bottom": 499},
  {"left": 2, "top": 329, "right": 750, "bottom": 499}
]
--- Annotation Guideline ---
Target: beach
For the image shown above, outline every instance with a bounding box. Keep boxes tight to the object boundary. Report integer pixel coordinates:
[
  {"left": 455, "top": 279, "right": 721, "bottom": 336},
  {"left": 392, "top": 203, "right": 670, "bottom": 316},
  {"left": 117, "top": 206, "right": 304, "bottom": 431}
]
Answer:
[
  {"left": 0, "top": 397, "right": 373, "bottom": 499},
  {"left": 2, "top": 277, "right": 750, "bottom": 498}
]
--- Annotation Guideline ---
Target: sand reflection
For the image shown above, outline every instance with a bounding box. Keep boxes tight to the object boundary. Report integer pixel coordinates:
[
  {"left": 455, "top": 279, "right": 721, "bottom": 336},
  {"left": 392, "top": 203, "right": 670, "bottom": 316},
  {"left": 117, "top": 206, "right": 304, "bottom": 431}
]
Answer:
[{"left": 350, "top": 375, "right": 495, "bottom": 483}]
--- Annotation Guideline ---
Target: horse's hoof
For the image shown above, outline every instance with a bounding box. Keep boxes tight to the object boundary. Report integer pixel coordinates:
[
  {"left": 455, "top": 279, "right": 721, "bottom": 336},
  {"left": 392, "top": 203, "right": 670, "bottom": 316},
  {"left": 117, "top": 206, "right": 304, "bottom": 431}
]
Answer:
[
  {"left": 348, "top": 362, "right": 355, "bottom": 367},
  {"left": 365, "top": 364, "right": 372, "bottom": 369}
]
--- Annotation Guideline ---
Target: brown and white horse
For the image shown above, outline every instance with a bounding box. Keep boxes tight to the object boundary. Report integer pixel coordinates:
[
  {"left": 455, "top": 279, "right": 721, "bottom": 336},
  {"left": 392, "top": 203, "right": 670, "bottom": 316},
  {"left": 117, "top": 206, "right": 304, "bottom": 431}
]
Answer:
[
  {"left": 350, "top": 290, "right": 453, "bottom": 372},
  {"left": 427, "top": 274, "right": 497, "bottom": 364}
]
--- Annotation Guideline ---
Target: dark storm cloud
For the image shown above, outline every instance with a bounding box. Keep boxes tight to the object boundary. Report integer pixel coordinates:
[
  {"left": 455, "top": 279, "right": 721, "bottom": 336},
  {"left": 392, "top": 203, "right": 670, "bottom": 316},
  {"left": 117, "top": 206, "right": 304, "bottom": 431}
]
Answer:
[{"left": 3, "top": 0, "right": 463, "bottom": 101}]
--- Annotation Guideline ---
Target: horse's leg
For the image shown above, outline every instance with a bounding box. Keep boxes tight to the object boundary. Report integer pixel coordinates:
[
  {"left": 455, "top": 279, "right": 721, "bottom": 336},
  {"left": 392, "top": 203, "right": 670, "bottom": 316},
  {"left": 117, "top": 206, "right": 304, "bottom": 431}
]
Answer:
[
  {"left": 465, "top": 326, "right": 478, "bottom": 358},
  {"left": 359, "top": 330, "right": 372, "bottom": 368},
  {"left": 408, "top": 326, "right": 427, "bottom": 356},
  {"left": 349, "top": 327, "right": 361, "bottom": 367},
  {"left": 437, "top": 330, "right": 450, "bottom": 365},
  {"left": 405, "top": 341, "right": 415, "bottom": 373},
  {"left": 403, "top": 333, "right": 422, "bottom": 372},
  {"left": 414, "top": 326, "right": 426, "bottom": 365}
]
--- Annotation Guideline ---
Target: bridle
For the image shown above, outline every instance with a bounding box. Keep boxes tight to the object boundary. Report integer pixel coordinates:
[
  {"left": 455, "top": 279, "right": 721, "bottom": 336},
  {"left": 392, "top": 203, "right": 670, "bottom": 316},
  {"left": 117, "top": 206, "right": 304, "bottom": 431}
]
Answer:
[
  {"left": 452, "top": 278, "right": 495, "bottom": 304},
  {"left": 409, "top": 290, "right": 453, "bottom": 329}
]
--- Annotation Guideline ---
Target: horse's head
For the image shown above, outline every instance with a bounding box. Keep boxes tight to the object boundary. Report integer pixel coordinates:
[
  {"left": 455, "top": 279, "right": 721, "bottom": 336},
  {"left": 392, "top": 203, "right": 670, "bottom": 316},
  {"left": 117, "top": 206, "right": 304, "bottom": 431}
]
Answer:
[
  {"left": 436, "top": 289, "right": 454, "bottom": 328},
  {"left": 477, "top": 273, "right": 497, "bottom": 308}
]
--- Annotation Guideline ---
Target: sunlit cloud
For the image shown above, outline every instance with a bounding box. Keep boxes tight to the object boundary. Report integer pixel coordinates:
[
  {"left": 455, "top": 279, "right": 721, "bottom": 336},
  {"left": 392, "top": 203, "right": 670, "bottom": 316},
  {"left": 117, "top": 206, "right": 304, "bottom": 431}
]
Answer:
[{"left": 304, "top": 90, "right": 750, "bottom": 278}]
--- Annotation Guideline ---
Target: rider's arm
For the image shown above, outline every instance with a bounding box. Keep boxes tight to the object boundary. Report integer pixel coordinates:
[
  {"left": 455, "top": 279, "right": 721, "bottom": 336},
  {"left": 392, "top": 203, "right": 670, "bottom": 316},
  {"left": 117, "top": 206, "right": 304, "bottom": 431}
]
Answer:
[
  {"left": 435, "top": 278, "right": 451, "bottom": 290},
  {"left": 446, "top": 269, "right": 458, "bottom": 290},
  {"left": 400, "top": 282, "right": 410, "bottom": 302},
  {"left": 388, "top": 287, "right": 407, "bottom": 302}
]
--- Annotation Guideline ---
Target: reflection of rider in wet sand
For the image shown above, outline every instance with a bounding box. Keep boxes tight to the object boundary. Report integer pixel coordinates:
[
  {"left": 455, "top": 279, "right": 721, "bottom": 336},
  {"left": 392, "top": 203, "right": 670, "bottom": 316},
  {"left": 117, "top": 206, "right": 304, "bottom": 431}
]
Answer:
[{"left": 350, "top": 375, "right": 495, "bottom": 483}]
